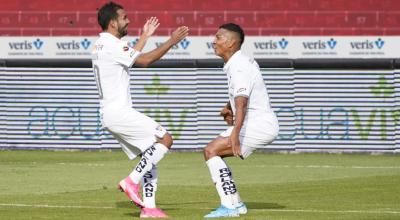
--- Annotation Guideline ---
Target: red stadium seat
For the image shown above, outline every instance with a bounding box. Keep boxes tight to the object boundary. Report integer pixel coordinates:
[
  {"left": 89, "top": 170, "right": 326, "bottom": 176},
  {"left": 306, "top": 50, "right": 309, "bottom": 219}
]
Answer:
[
  {"left": 20, "top": 12, "right": 49, "bottom": 28},
  {"left": 168, "top": 12, "right": 195, "bottom": 27},
  {"left": 196, "top": 12, "right": 225, "bottom": 28},
  {"left": 316, "top": 12, "right": 347, "bottom": 28},
  {"left": 353, "top": 28, "right": 385, "bottom": 35},
  {"left": 384, "top": 28, "right": 400, "bottom": 35},
  {"left": 291, "top": 28, "right": 322, "bottom": 35},
  {"left": 81, "top": 28, "right": 102, "bottom": 36},
  {"left": 51, "top": 28, "right": 80, "bottom": 36},
  {"left": 226, "top": 12, "right": 255, "bottom": 27},
  {"left": 77, "top": 12, "right": 98, "bottom": 28},
  {"left": 378, "top": 12, "right": 400, "bottom": 27},
  {"left": 0, "top": 12, "right": 18, "bottom": 27},
  {"left": 346, "top": 12, "right": 378, "bottom": 27},
  {"left": 0, "top": 0, "right": 399, "bottom": 36},
  {"left": 260, "top": 28, "right": 291, "bottom": 36},
  {"left": 0, "top": 28, "right": 21, "bottom": 36},
  {"left": 322, "top": 28, "right": 355, "bottom": 35},
  {"left": 255, "top": 12, "right": 291, "bottom": 28},
  {"left": 48, "top": 12, "right": 78, "bottom": 28},
  {"left": 21, "top": 28, "right": 51, "bottom": 36}
]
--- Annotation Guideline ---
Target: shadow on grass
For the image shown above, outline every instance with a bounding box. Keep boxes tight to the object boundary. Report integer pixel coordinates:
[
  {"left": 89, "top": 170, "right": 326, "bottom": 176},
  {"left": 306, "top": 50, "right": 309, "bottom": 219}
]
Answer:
[{"left": 246, "top": 201, "right": 285, "bottom": 209}]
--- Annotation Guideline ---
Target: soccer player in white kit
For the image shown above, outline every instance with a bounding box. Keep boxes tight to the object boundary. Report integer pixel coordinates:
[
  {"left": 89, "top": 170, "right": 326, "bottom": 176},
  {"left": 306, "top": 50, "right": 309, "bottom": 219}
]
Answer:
[
  {"left": 203, "top": 23, "right": 279, "bottom": 218},
  {"left": 92, "top": 2, "right": 188, "bottom": 218}
]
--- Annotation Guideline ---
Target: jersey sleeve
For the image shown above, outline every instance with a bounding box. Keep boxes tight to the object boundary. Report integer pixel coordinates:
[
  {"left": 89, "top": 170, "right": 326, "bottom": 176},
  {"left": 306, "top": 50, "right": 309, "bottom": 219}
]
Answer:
[
  {"left": 231, "top": 67, "right": 251, "bottom": 98},
  {"left": 112, "top": 41, "right": 141, "bottom": 67}
]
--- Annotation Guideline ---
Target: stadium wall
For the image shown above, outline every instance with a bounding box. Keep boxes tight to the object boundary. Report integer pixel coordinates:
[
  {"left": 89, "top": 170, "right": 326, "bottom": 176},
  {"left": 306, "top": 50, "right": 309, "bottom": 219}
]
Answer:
[{"left": 0, "top": 59, "right": 399, "bottom": 153}]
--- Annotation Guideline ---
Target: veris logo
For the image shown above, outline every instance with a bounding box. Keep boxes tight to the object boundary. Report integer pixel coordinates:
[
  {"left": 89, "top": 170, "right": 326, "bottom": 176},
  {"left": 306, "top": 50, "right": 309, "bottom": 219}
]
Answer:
[
  {"left": 350, "top": 38, "right": 385, "bottom": 50},
  {"left": 155, "top": 38, "right": 190, "bottom": 50},
  {"left": 302, "top": 38, "right": 337, "bottom": 50},
  {"left": 180, "top": 38, "right": 190, "bottom": 49},
  {"left": 254, "top": 38, "right": 289, "bottom": 50},
  {"left": 9, "top": 38, "right": 44, "bottom": 50},
  {"left": 56, "top": 38, "right": 91, "bottom": 50},
  {"left": 80, "top": 38, "right": 91, "bottom": 49}
]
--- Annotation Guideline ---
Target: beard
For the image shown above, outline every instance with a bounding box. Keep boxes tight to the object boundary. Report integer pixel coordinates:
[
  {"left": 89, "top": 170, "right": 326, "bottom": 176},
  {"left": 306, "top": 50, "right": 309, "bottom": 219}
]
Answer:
[{"left": 117, "top": 24, "right": 128, "bottom": 38}]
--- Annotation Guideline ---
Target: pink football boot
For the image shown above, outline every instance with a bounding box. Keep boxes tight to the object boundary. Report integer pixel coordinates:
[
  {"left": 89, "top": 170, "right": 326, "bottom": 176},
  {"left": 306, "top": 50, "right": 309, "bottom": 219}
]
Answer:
[{"left": 118, "top": 177, "right": 145, "bottom": 208}]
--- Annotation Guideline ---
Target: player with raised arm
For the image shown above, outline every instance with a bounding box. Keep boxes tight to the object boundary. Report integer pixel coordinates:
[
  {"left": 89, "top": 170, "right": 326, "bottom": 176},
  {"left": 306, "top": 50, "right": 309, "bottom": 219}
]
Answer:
[
  {"left": 92, "top": 2, "right": 189, "bottom": 218},
  {"left": 203, "top": 23, "right": 279, "bottom": 218}
]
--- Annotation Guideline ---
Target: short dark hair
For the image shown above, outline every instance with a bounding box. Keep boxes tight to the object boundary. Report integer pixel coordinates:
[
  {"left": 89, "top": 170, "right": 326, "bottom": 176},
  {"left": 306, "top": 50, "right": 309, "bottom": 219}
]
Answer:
[
  {"left": 97, "top": 1, "right": 124, "bottom": 31},
  {"left": 219, "top": 23, "right": 245, "bottom": 47}
]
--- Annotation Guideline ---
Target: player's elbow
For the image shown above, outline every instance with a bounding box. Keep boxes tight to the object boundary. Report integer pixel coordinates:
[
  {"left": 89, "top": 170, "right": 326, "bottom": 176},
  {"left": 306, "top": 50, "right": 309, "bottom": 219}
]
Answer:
[{"left": 135, "top": 56, "right": 152, "bottom": 67}]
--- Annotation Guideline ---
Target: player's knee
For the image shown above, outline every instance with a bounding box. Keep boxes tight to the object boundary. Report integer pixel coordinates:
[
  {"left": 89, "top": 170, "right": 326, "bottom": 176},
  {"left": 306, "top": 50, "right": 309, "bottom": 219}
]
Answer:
[{"left": 203, "top": 144, "right": 217, "bottom": 160}]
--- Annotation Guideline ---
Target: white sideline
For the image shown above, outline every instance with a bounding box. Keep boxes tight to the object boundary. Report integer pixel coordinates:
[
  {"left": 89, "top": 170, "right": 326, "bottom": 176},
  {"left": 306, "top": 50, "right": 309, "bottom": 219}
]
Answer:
[
  {"left": 252, "top": 209, "right": 400, "bottom": 214},
  {"left": 253, "top": 165, "right": 400, "bottom": 169},
  {"left": 0, "top": 203, "right": 399, "bottom": 215},
  {"left": 0, "top": 203, "right": 113, "bottom": 209}
]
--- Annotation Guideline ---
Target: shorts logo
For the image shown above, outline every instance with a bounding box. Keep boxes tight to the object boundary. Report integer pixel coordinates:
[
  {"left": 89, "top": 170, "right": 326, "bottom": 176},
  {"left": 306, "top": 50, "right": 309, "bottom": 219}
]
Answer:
[
  {"left": 123, "top": 46, "right": 129, "bottom": 51},
  {"left": 236, "top": 88, "right": 246, "bottom": 93}
]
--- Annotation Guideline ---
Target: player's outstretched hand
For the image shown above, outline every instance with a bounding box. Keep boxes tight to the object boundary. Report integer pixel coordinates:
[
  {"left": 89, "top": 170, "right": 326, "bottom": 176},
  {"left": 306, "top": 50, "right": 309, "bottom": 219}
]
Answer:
[
  {"left": 170, "top": 26, "right": 189, "bottom": 44},
  {"left": 220, "top": 106, "right": 234, "bottom": 125},
  {"left": 142, "top": 17, "right": 160, "bottom": 37}
]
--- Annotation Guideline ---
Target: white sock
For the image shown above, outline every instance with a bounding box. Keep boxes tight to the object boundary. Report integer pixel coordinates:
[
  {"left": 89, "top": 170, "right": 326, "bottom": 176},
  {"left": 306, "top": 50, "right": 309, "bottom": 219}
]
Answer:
[
  {"left": 129, "top": 143, "right": 168, "bottom": 184},
  {"left": 141, "top": 165, "right": 158, "bottom": 208},
  {"left": 206, "top": 156, "right": 239, "bottom": 209}
]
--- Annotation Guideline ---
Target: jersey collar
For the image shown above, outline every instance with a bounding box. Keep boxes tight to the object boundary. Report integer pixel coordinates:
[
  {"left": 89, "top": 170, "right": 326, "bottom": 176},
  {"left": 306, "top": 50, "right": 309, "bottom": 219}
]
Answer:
[
  {"left": 100, "top": 32, "right": 120, "bottom": 40},
  {"left": 223, "top": 50, "right": 242, "bottom": 72}
]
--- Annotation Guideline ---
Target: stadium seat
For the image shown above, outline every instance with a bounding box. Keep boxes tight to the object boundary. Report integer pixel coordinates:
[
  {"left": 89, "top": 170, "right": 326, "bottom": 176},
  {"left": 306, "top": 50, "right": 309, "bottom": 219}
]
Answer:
[
  {"left": 0, "top": 12, "right": 17, "bottom": 27},
  {"left": 48, "top": 12, "right": 78, "bottom": 28},
  {"left": 226, "top": 12, "right": 255, "bottom": 27},
  {"left": 21, "top": 28, "right": 51, "bottom": 36},
  {"left": 20, "top": 12, "right": 49, "bottom": 28},
  {"left": 77, "top": 12, "right": 98, "bottom": 28},
  {"left": 346, "top": 12, "right": 378, "bottom": 27},
  {"left": 0, "top": 28, "right": 21, "bottom": 36},
  {"left": 378, "top": 12, "right": 400, "bottom": 27},
  {"left": 1, "top": 0, "right": 400, "bottom": 36},
  {"left": 196, "top": 12, "right": 225, "bottom": 28}
]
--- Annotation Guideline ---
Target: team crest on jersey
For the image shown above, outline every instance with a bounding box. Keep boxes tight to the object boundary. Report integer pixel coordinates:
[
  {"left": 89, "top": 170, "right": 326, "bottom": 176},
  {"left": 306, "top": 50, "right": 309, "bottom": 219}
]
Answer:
[
  {"left": 123, "top": 46, "right": 129, "bottom": 51},
  {"left": 156, "top": 125, "right": 164, "bottom": 131}
]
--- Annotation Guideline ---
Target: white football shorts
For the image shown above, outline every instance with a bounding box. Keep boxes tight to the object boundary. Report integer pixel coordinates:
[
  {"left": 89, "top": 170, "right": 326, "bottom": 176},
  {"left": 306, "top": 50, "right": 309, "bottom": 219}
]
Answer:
[
  {"left": 219, "top": 126, "right": 277, "bottom": 159},
  {"left": 104, "top": 108, "right": 167, "bottom": 160}
]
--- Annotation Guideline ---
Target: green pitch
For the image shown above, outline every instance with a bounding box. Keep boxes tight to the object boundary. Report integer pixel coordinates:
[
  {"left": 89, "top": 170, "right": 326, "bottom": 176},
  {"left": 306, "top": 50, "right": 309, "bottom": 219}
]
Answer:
[{"left": 0, "top": 150, "right": 399, "bottom": 220}]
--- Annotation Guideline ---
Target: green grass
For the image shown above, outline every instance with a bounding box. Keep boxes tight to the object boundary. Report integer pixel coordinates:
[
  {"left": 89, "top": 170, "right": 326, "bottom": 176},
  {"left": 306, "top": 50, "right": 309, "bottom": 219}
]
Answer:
[{"left": 0, "top": 150, "right": 399, "bottom": 220}]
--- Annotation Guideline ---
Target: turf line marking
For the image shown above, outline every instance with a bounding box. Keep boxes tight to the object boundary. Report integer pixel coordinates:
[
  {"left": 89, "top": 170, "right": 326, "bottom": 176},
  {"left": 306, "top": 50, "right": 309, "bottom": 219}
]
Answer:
[
  {"left": 1, "top": 203, "right": 399, "bottom": 215},
  {"left": 261, "top": 165, "right": 400, "bottom": 169},
  {"left": 253, "top": 208, "right": 400, "bottom": 215},
  {"left": 0, "top": 203, "right": 113, "bottom": 209}
]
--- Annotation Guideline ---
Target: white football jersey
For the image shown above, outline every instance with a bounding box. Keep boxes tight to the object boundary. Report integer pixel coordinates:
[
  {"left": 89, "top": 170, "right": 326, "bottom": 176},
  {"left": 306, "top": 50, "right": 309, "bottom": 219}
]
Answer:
[
  {"left": 91, "top": 33, "right": 141, "bottom": 124},
  {"left": 223, "top": 50, "right": 279, "bottom": 138}
]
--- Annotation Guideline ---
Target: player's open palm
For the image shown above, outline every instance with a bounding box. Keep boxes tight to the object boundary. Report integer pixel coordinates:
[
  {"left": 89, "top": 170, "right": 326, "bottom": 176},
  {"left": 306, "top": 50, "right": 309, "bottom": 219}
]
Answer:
[
  {"left": 170, "top": 26, "right": 189, "bottom": 44},
  {"left": 143, "top": 17, "right": 160, "bottom": 37}
]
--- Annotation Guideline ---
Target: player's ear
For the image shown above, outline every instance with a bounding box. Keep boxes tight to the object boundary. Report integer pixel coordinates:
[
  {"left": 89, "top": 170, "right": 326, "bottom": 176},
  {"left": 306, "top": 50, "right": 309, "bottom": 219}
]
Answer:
[
  {"left": 226, "top": 37, "right": 237, "bottom": 49},
  {"left": 109, "top": 19, "right": 117, "bottom": 29}
]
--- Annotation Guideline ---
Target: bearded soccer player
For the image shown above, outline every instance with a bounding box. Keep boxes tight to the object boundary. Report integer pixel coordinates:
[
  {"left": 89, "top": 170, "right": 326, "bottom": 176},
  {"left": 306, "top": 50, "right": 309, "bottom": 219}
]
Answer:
[
  {"left": 92, "top": 2, "right": 188, "bottom": 218},
  {"left": 203, "top": 23, "right": 279, "bottom": 218}
]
